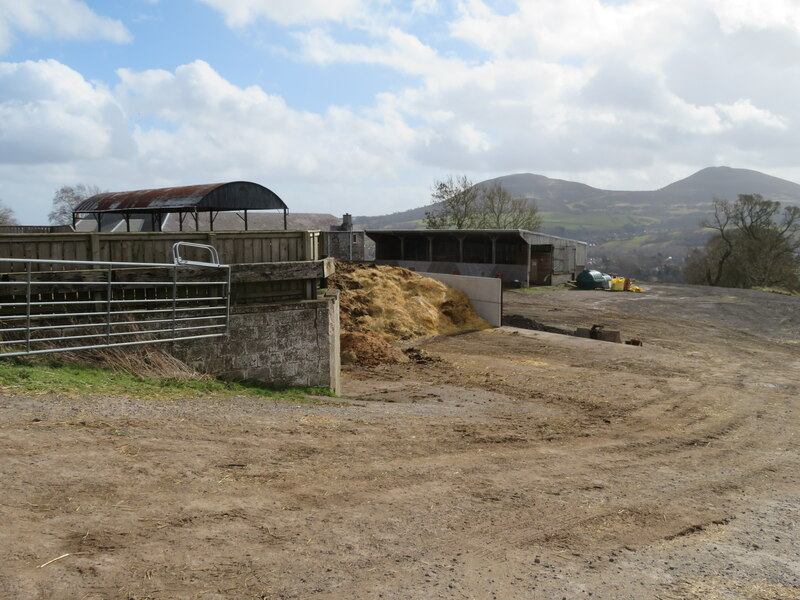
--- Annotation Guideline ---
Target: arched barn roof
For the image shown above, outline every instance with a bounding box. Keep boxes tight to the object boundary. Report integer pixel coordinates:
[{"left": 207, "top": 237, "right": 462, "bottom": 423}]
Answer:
[{"left": 74, "top": 181, "right": 287, "bottom": 214}]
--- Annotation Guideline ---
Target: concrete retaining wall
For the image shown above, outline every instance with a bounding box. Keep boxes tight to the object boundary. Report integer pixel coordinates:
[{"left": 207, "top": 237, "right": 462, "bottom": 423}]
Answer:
[
  {"left": 377, "top": 259, "right": 528, "bottom": 284},
  {"left": 170, "top": 290, "right": 341, "bottom": 394},
  {"left": 422, "top": 272, "right": 502, "bottom": 327}
]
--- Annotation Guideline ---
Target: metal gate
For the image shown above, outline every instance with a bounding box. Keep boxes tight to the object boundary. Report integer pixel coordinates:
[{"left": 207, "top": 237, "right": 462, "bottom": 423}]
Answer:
[{"left": 0, "top": 242, "right": 230, "bottom": 358}]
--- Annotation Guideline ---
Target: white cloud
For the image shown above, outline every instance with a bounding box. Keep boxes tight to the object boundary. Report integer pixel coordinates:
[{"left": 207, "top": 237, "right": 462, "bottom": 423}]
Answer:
[
  {"left": 292, "top": 0, "right": 800, "bottom": 186},
  {"left": 0, "top": 0, "right": 132, "bottom": 53},
  {"left": 450, "top": 0, "right": 693, "bottom": 65},
  {"left": 0, "top": 59, "right": 134, "bottom": 163},
  {"left": 195, "top": 0, "right": 367, "bottom": 27},
  {"left": 710, "top": 0, "right": 800, "bottom": 34},
  {"left": 4, "top": 0, "right": 800, "bottom": 224},
  {"left": 114, "top": 60, "right": 415, "bottom": 181},
  {"left": 0, "top": 57, "right": 422, "bottom": 222},
  {"left": 716, "top": 99, "right": 788, "bottom": 130},
  {"left": 295, "top": 26, "right": 462, "bottom": 78}
]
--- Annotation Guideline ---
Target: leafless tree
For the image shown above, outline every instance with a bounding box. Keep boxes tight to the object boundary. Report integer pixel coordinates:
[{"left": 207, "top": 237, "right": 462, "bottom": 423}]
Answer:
[
  {"left": 475, "top": 182, "right": 542, "bottom": 230},
  {"left": 687, "top": 194, "right": 800, "bottom": 290},
  {"left": 0, "top": 200, "right": 17, "bottom": 226},
  {"left": 48, "top": 183, "right": 102, "bottom": 225},
  {"left": 425, "top": 175, "right": 481, "bottom": 229},
  {"left": 425, "top": 176, "right": 542, "bottom": 231}
]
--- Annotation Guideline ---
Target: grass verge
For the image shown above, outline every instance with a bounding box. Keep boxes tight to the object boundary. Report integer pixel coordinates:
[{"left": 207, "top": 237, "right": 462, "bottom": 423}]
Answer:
[{"left": 0, "top": 359, "right": 334, "bottom": 401}]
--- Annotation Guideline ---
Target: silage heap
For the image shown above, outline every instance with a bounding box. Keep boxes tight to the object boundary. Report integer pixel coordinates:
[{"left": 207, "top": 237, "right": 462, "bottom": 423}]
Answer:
[{"left": 328, "top": 263, "right": 490, "bottom": 365}]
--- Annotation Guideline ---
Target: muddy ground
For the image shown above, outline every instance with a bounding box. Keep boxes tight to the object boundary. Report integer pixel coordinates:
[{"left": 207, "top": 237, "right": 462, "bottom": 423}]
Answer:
[{"left": 0, "top": 283, "right": 798, "bottom": 599}]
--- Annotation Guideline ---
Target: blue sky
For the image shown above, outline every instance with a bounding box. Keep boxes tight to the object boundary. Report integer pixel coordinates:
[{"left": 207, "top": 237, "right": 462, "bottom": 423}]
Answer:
[{"left": 1, "top": 0, "right": 800, "bottom": 224}]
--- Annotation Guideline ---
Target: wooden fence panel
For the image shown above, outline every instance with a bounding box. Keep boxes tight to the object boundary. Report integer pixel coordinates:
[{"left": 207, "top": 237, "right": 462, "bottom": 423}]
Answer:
[{"left": 0, "top": 230, "right": 317, "bottom": 273}]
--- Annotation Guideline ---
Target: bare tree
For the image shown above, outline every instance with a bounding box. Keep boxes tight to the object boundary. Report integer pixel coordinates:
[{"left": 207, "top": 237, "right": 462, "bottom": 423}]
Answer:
[
  {"left": 700, "top": 198, "right": 735, "bottom": 286},
  {"left": 425, "top": 176, "right": 543, "bottom": 231},
  {"left": 48, "top": 184, "right": 102, "bottom": 225},
  {"left": 425, "top": 175, "right": 481, "bottom": 229},
  {"left": 686, "top": 194, "right": 800, "bottom": 290},
  {"left": 0, "top": 200, "right": 17, "bottom": 226},
  {"left": 476, "top": 182, "right": 542, "bottom": 230}
]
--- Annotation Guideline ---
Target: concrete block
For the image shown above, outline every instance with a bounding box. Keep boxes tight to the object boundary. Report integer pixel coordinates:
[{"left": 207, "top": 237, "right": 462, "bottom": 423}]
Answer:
[{"left": 167, "top": 294, "right": 340, "bottom": 393}]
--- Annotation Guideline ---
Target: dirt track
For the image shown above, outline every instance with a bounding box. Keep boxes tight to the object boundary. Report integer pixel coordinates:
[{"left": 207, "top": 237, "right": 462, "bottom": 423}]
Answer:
[{"left": 1, "top": 283, "right": 798, "bottom": 599}]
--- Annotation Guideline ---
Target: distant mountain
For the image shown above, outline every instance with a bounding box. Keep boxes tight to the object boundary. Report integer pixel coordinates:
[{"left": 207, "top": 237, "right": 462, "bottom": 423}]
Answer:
[
  {"left": 354, "top": 167, "right": 800, "bottom": 231},
  {"left": 651, "top": 166, "right": 800, "bottom": 207}
]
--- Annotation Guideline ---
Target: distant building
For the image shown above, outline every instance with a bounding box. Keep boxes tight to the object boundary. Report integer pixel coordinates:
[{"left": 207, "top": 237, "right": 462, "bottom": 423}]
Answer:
[
  {"left": 366, "top": 229, "right": 587, "bottom": 286},
  {"left": 320, "top": 214, "right": 367, "bottom": 261}
]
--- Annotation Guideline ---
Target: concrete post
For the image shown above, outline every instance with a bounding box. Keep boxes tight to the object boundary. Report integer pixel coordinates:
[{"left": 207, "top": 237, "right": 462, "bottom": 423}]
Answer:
[
  {"left": 526, "top": 243, "right": 531, "bottom": 287},
  {"left": 302, "top": 231, "right": 318, "bottom": 261},
  {"left": 325, "top": 289, "right": 341, "bottom": 395}
]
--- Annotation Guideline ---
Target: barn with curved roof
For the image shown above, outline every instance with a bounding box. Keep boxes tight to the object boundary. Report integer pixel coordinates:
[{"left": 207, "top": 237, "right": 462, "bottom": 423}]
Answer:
[{"left": 73, "top": 181, "right": 288, "bottom": 232}]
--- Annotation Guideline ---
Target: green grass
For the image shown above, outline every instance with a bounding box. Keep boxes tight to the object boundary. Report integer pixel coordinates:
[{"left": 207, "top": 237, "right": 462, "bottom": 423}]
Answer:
[
  {"left": 540, "top": 212, "right": 660, "bottom": 232},
  {"left": 0, "top": 360, "right": 334, "bottom": 401},
  {"left": 599, "top": 234, "right": 654, "bottom": 249}
]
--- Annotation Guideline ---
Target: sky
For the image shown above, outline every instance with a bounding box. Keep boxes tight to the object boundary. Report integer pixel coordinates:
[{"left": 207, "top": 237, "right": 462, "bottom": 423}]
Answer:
[{"left": 1, "top": 0, "right": 800, "bottom": 224}]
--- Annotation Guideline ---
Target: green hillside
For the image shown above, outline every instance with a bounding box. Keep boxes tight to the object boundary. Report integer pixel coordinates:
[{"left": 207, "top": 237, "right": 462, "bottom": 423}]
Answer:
[{"left": 355, "top": 167, "right": 800, "bottom": 279}]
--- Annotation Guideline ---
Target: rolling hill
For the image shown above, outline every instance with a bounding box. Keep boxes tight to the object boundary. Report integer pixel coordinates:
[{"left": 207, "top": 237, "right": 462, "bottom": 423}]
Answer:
[
  {"left": 354, "top": 166, "right": 800, "bottom": 277},
  {"left": 355, "top": 167, "right": 800, "bottom": 230}
]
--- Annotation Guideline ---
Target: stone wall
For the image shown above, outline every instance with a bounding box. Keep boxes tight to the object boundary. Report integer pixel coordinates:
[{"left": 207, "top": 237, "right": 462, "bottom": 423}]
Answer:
[
  {"left": 170, "top": 290, "right": 341, "bottom": 394},
  {"left": 321, "top": 230, "right": 366, "bottom": 261}
]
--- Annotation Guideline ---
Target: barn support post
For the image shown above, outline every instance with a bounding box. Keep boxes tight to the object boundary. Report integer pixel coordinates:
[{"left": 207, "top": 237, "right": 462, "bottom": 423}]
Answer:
[{"left": 525, "top": 243, "right": 531, "bottom": 287}]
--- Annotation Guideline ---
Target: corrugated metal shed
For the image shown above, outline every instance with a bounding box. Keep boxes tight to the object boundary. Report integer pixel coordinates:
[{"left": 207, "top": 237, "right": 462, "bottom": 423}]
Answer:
[{"left": 73, "top": 182, "right": 289, "bottom": 232}]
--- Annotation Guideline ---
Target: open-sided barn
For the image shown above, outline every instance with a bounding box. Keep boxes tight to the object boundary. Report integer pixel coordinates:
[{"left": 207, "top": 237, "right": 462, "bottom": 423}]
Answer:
[{"left": 366, "top": 229, "right": 587, "bottom": 286}]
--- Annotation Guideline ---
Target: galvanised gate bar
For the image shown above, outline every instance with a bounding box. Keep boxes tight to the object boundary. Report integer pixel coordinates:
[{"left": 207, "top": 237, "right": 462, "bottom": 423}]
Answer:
[{"left": 0, "top": 243, "right": 230, "bottom": 358}]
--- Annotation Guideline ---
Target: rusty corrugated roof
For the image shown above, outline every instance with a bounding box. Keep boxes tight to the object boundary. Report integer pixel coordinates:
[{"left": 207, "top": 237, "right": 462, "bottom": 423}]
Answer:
[{"left": 74, "top": 181, "right": 287, "bottom": 214}]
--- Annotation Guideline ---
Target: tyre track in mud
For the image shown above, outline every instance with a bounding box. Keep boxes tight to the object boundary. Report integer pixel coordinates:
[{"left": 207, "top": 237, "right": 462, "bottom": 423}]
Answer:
[{"left": 1, "top": 283, "right": 798, "bottom": 599}]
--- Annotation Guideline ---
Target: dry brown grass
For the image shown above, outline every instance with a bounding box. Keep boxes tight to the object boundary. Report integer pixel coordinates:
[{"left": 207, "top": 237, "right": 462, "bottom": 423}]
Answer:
[{"left": 67, "top": 345, "right": 208, "bottom": 381}]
